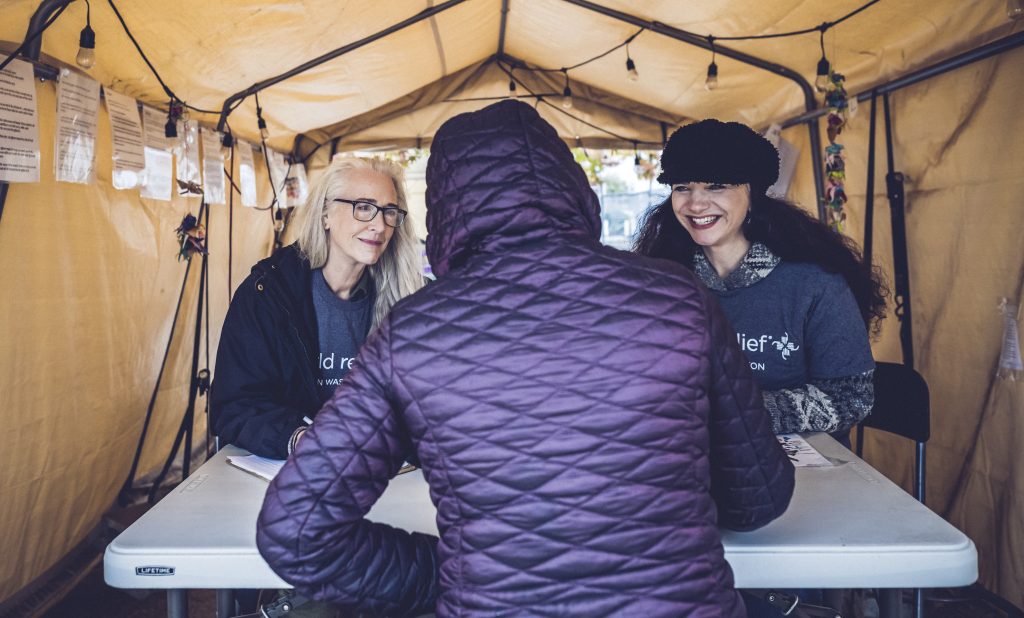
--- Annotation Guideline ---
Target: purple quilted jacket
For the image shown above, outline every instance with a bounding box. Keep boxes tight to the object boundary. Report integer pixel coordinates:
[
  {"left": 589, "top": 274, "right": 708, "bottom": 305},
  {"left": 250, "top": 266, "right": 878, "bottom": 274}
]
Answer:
[{"left": 257, "top": 100, "right": 794, "bottom": 617}]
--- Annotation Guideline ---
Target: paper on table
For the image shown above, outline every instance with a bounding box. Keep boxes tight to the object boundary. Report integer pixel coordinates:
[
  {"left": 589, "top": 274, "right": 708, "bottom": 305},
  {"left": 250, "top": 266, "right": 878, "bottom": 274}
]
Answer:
[
  {"left": 776, "top": 434, "right": 833, "bottom": 468},
  {"left": 226, "top": 454, "right": 418, "bottom": 482},
  {"left": 226, "top": 454, "right": 284, "bottom": 481}
]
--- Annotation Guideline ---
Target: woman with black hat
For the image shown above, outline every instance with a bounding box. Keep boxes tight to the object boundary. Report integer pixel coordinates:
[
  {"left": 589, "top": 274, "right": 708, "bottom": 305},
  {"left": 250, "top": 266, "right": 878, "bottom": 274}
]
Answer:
[{"left": 635, "top": 119, "right": 887, "bottom": 446}]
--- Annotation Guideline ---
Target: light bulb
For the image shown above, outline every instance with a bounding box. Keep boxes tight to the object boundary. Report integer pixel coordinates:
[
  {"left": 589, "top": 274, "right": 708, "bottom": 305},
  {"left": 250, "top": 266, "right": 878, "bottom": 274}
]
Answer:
[
  {"left": 815, "top": 57, "right": 831, "bottom": 92},
  {"left": 258, "top": 116, "right": 270, "bottom": 141},
  {"left": 1009, "top": 0, "right": 1024, "bottom": 18},
  {"left": 164, "top": 117, "right": 177, "bottom": 139},
  {"left": 561, "top": 86, "right": 573, "bottom": 110},
  {"left": 509, "top": 78, "right": 516, "bottom": 95},
  {"left": 274, "top": 210, "right": 285, "bottom": 233},
  {"left": 626, "top": 58, "right": 639, "bottom": 82},
  {"left": 76, "top": 25, "right": 96, "bottom": 69},
  {"left": 705, "top": 62, "right": 718, "bottom": 91}
]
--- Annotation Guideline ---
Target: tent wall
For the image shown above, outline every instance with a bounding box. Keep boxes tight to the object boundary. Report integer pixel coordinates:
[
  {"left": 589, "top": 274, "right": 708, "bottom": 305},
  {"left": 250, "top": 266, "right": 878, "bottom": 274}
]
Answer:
[
  {"left": 783, "top": 46, "right": 1024, "bottom": 605},
  {"left": 0, "top": 81, "right": 277, "bottom": 602}
]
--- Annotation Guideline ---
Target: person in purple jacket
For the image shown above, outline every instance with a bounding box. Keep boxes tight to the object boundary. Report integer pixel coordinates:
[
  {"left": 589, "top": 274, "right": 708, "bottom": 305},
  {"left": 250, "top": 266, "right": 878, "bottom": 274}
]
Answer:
[{"left": 256, "top": 100, "right": 795, "bottom": 618}]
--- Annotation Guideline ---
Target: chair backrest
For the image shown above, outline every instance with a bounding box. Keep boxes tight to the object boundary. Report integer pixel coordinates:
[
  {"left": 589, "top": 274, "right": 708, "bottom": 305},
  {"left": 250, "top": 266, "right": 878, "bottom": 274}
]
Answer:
[{"left": 863, "top": 361, "right": 930, "bottom": 443}]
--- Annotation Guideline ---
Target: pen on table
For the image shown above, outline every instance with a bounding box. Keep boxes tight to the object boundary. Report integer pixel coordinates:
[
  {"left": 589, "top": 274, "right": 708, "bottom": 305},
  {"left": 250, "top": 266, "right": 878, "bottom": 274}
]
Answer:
[{"left": 303, "top": 416, "right": 313, "bottom": 426}]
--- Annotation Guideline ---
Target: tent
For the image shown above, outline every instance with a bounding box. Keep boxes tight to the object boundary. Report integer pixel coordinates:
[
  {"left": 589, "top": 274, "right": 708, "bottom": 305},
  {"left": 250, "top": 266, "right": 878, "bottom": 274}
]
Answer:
[{"left": 1, "top": 0, "right": 1022, "bottom": 610}]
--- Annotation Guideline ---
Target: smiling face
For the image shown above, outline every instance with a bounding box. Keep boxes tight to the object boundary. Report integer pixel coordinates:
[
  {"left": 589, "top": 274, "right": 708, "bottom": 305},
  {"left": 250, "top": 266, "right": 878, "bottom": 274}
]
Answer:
[
  {"left": 671, "top": 182, "right": 751, "bottom": 255},
  {"left": 323, "top": 168, "right": 398, "bottom": 270}
]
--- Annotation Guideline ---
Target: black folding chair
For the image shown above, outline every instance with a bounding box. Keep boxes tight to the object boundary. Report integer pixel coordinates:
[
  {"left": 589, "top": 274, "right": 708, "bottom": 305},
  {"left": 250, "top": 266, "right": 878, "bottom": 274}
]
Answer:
[{"left": 856, "top": 361, "right": 931, "bottom": 618}]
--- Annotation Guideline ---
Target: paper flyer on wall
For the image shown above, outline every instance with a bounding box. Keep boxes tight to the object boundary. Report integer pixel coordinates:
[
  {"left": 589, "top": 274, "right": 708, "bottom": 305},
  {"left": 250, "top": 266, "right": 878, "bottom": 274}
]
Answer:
[
  {"left": 103, "top": 88, "right": 146, "bottom": 190},
  {"left": 236, "top": 140, "right": 257, "bottom": 207},
  {"left": 140, "top": 106, "right": 173, "bottom": 201},
  {"left": 284, "top": 161, "right": 308, "bottom": 208},
  {"left": 174, "top": 118, "right": 201, "bottom": 196},
  {"left": 199, "top": 127, "right": 226, "bottom": 205},
  {"left": 265, "top": 147, "right": 289, "bottom": 201},
  {"left": 54, "top": 68, "right": 99, "bottom": 184},
  {"left": 0, "top": 58, "right": 41, "bottom": 183}
]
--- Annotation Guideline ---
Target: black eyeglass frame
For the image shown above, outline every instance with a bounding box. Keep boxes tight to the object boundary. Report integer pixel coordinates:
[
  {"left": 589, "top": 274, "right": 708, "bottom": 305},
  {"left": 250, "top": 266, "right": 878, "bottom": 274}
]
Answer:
[{"left": 330, "top": 198, "right": 407, "bottom": 228}]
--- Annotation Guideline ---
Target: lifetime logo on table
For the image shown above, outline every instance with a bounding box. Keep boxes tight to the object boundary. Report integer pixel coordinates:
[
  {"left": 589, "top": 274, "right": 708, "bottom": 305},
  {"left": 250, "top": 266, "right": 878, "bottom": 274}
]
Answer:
[{"left": 135, "top": 566, "right": 175, "bottom": 576}]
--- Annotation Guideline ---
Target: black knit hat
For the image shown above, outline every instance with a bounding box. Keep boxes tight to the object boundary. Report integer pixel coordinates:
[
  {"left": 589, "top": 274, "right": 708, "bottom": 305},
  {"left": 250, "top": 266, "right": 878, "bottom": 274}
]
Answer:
[{"left": 657, "top": 119, "right": 780, "bottom": 193}]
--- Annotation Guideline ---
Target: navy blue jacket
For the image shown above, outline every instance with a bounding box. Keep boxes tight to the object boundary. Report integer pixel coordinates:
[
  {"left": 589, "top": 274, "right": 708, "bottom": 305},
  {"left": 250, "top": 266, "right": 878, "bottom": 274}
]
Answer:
[{"left": 210, "top": 244, "right": 323, "bottom": 459}]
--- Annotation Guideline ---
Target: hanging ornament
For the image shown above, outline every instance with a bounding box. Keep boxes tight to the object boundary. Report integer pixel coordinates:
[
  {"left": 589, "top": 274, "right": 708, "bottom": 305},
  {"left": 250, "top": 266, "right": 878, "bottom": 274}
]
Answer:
[
  {"left": 175, "top": 212, "right": 207, "bottom": 261},
  {"left": 822, "top": 71, "right": 849, "bottom": 231}
]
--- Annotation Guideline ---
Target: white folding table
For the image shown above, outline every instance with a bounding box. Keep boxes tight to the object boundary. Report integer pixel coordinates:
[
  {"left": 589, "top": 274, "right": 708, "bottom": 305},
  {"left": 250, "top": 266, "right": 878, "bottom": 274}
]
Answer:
[{"left": 105, "top": 434, "right": 976, "bottom": 617}]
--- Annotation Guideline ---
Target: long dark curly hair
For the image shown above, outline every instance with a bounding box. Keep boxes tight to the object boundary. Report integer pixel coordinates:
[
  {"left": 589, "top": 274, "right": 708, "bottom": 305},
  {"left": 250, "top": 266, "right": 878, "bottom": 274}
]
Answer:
[{"left": 633, "top": 193, "right": 889, "bottom": 336}]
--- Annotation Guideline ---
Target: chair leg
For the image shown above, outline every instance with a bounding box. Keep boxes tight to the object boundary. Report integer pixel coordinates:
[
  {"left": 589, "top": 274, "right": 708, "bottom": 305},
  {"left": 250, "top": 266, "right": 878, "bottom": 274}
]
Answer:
[
  {"left": 913, "top": 588, "right": 923, "bottom": 618},
  {"left": 878, "top": 588, "right": 902, "bottom": 618},
  {"left": 914, "top": 442, "right": 926, "bottom": 503}
]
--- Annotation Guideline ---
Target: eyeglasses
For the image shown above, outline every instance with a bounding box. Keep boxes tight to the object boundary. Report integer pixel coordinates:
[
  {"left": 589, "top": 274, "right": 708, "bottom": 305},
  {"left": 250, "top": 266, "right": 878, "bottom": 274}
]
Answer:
[{"left": 331, "top": 198, "right": 407, "bottom": 228}]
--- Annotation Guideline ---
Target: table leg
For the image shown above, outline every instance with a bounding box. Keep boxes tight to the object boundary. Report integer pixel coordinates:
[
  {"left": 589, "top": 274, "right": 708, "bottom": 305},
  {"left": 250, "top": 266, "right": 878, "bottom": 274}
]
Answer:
[
  {"left": 217, "top": 589, "right": 235, "bottom": 617},
  {"left": 878, "top": 588, "right": 902, "bottom": 618},
  {"left": 167, "top": 589, "right": 188, "bottom": 618}
]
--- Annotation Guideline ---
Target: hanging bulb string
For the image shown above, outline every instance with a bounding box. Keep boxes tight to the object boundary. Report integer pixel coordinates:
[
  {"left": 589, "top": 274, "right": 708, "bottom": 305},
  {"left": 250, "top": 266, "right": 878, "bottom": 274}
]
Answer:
[
  {"left": 494, "top": 62, "right": 658, "bottom": 147},
  {"left": 708, "top": 0, "right": 880, "bottom": 41},
  {"left": 106, "top": 0, "right": 219, "bottom": 114},
  {"left": 0, "top": 1, "right": 72, "bottom": 74}
]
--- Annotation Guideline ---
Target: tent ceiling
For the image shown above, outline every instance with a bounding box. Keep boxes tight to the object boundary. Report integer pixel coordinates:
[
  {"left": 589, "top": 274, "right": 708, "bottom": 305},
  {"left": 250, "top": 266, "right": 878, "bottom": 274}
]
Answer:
[{"left": 2, "top": 0, "right": 1020, "bottom": 153}]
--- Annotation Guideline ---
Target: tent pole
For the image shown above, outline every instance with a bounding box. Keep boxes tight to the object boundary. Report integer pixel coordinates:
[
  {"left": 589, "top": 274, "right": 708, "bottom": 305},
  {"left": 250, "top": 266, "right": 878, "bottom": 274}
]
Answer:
[
  {"left": 883, "top": 92, "right": 914, "bottom": 369},
  {"left": 216, "top": 0, "right": 469, "bottom": 133},
  {"left": 497, "top": 0, "right": 510, "bottom": 56},
  {"left": 557, "top": 0, "right": 825, "bottom": 219}
]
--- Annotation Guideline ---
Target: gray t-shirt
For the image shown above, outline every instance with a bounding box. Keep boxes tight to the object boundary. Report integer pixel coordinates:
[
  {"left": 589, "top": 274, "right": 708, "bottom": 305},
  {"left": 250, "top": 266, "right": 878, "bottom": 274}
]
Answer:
[
  {"left": 311, "top": 269, "right": 374, "bottom": 401},
  {"left": 707, "top": 258, "right": 874, "bottom": 390}
]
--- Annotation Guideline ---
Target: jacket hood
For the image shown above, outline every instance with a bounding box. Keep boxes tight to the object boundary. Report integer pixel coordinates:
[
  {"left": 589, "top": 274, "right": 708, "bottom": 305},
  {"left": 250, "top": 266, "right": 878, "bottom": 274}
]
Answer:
[{"left": 425, "top": 100, "right": 602, "bottom": 277}]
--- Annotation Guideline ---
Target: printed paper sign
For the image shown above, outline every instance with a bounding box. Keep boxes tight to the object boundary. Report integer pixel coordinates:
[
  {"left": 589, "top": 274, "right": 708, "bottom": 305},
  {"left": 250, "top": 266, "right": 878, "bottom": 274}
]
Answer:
[
  {"left": 237, "top": 140, "right": 257, "bottom": 207},
  {"left": 284, "top": 162, "right": 308, "bottom": 208},
  {"left": 0, "top": 58, "right": 41, "bottom": 183},
  {"left": 200, "top": 127, "right": 225, "bottom": 205},
  {"left": 55, "top": 68, "right": 100, "bottom": 184},
  {"left": 174, "top": 118, "right": 201, "bottom": 195},
  {"left": 103, "top": 88, "right": 145, "bottom": 190},
  {"left": 140, "top": 106, "right": 173, "bottom": 201},
  {"left": 776, "top": 434, "right": 833, "bottom": 468},
  {"left": 265, "top": 147, "right": 288, "bottom": 205}
]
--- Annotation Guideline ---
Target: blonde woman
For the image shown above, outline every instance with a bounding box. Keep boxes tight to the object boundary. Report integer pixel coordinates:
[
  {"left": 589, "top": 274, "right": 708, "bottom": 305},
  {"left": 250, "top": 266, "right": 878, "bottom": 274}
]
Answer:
[{"left": 211, "top": 157, "right": 424, "bottom": 460}]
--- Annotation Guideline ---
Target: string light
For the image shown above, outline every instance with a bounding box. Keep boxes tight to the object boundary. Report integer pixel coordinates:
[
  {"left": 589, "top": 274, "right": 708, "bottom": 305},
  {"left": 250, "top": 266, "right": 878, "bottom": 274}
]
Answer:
[
  {"left": 815, "top": 27, "right": 831, "bottom": 92},
  {"left": 561, "top": 70, "right": 573, "bottom": 110},
  {"left": 75, "top": 0, "right": 96, "bottom": 69},
  {"left": 625, "top": 43, "right": 639, "bottom": 81},
  {"left": 705, "top": 36, "right": 718, "bottom": 91},
  {"left": 1009, "top": 0, "right": 1024, "bottom": 19}
]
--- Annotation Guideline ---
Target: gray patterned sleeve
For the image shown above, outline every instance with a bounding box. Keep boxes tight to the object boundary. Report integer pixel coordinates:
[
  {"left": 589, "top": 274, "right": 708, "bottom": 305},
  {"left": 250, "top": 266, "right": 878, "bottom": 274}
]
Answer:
[{"left": 762, "top": 370, "right": 874, "bottom": 434}]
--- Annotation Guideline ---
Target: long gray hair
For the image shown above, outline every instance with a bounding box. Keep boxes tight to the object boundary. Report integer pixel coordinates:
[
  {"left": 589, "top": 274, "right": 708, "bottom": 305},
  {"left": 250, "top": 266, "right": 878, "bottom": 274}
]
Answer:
[{"left": 295, "top": 157, "right": 424, "bottom": 328}]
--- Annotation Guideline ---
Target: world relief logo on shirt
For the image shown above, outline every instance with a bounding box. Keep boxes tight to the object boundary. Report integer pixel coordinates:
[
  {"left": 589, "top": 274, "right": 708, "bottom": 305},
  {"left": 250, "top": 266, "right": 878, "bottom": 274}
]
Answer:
[
  {"left": 319, "top": 352, "right": 357, "bottom": 387},
  {"left": 736, "top": 332, "right": 800, "bottom": 370}
]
